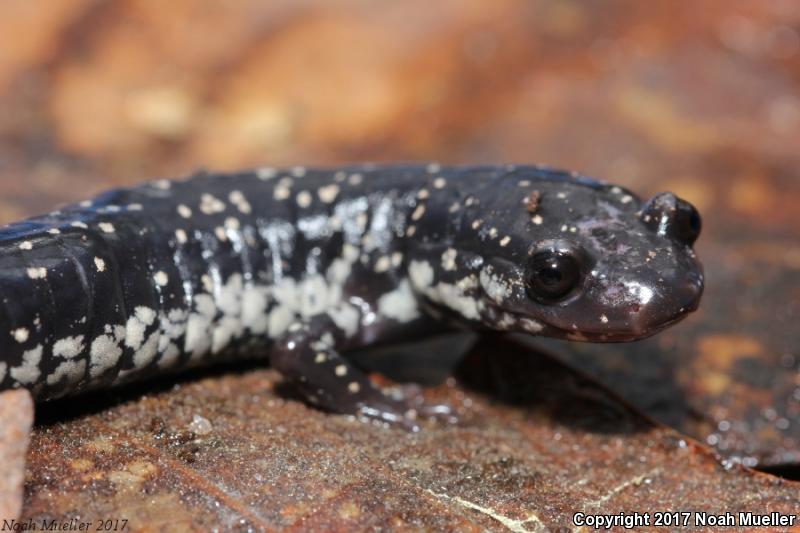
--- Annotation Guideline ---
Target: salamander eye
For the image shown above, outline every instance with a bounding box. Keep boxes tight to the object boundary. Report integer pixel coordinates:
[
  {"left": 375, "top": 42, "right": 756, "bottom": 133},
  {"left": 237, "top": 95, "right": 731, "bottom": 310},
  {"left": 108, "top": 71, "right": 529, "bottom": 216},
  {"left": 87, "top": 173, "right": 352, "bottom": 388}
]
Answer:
[
  {"left": 674, "top": 200, "right": 701, "bottom": 245},
  {"left": 527, "top": 250, "right": 582, "bottom": 302},
  {"left": 640, "top": 192, "right": 702, "bottom": 246}
]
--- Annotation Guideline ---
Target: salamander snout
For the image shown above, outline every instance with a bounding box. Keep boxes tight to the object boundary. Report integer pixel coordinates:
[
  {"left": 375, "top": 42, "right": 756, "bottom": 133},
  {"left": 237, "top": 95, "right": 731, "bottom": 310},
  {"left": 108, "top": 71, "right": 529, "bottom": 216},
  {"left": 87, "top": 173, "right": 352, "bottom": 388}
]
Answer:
[
  {"left": 570, "top": 263, "right": 704, "bottom": 341},
  {"left": 626, "top": 267, "right": 704, "bottom": 336}
]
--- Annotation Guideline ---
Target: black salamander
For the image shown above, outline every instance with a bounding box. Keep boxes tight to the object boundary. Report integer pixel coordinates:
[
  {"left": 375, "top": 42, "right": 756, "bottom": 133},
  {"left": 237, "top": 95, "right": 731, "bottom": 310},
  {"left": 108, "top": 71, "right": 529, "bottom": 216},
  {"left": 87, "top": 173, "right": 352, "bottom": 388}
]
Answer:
[{"left": 0, "top": 164, "right": 704, "bottom": 427}]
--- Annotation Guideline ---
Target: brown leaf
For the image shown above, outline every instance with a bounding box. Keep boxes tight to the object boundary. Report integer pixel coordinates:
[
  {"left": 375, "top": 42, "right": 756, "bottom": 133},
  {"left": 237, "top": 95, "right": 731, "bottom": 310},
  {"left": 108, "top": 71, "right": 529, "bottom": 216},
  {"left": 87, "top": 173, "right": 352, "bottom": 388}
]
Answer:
[{"left": 22, "top": 338, "right": 800, "bottom": 530}]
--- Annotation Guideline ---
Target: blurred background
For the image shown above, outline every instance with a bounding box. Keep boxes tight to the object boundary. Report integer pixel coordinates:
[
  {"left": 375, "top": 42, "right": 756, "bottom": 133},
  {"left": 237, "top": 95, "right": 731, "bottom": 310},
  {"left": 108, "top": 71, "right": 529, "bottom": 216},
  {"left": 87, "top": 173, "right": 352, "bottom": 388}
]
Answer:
[{"left": 0, "top": 0, "right": 798, "bottom": 473}]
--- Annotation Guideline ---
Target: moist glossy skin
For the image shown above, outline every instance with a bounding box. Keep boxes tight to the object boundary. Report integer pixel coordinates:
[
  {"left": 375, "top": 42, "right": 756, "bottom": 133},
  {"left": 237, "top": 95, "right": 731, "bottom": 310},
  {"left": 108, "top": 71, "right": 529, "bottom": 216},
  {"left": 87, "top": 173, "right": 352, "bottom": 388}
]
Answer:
[{"left": 0, "top": 164, "right": 704, "bottom": 428}]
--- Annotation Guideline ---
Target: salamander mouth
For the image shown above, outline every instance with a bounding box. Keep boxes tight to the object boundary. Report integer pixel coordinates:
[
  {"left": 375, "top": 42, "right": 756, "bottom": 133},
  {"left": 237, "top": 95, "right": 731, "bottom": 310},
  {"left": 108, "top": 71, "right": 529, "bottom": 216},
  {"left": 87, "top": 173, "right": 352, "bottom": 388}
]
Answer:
[
  {"left": 488, "top": 305, "right": 691, "bottom": 343},
  {"left": 553, "top": 310, "right": 690, "bottom": 343}
]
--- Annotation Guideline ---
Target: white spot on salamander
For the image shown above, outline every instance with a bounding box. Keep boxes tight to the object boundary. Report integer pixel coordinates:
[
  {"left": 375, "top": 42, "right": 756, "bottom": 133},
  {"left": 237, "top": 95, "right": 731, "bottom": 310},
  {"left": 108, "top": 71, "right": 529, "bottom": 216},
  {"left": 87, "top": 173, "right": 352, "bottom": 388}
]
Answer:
[
  {"left": 377, "top": 279, "right": 420, "bottom": 322},
  {"left": 132, "top": 331, "right": 160, "bottom": 368},
  {"left": 274, "top": 180, "right": 291, "bottom": 200},
  {"left": 374, "top": 256, "right": 391, "bottom": 273},
  {"left": 257, "top": 167, "right": 277, "bottom": 180},
  {"left": 327, "top": 304, "right": 360, "bottom": 337},
  {"left": 153, "top": 271, "right": 169, "bottom": 287},
  {"left": 267, "top": 305, "right": 294, "bottom": 339},
  {"left": 296, "top": 190, "right": 312, "bottom": 208},
  {"left": 318, "top": 184, "right": 340, "bottom": 204},
  {"left": 201, "top": 275, "right": 214, "bottom": 293},
  {"left": 125, "top": 307, "right": 156, "bottom": 351},
  {"left": 411, "top": 204, "right": 426, "bottom": 221},
  {"left": 11, "top": 328, "right": 29, "bottom": 343},
  {"left": 185, "top": 294, "right": 216, "bottom": 358},
  {"left": 157, "top": 309, "right": 188, "bottom": 370},
  {"left": 335, "top": 365, "right": 348, "bottom": 377},
  {"left": 27, "top": 267, "right": 47, "bottom": 280},
  {"left": 355, "top": 212, "right": 368, "bottom": 232},
  {"left": 441, "top": 248, "right": 457, "bottom": 271},
  {"left": 47, "top": 359, "right": 86, "bottom": 386},
  {"left": 427, "top": 277, "right": 482, "bottom": 320},
  {"left": 212, "top": 274, "right": 245, "bottom": 353},
  {"left": 519, "top": 318, "right": 544, "bottom": 333},
  {"left": 409, "top": 260, "right": 434, "bottom": 289},
  {"left": 175, "top": 229, "right": 188, "bottom": 244},
  {"left": 98, "top": 222, "right": 115, "bottom": 233},
  {"left": 177, "top": 204, "right": 192, "bottom": 218},
  {"left": 242, "top": 287, "right": 269, "bottom": 335},
  {"left": 10, "top": 345, "right": 42, "bottom": 384},
  {"left": 624, "top": 281, "right": 654, "bottom": 304},
  {"left": 89, "top": 326, "right": 125, "bottom": 378},
  {"left": 224, "top": 217, "right": 240, "bottom": 231},
  {"left": 18, "top": 241, "right": 33, "bottom": 251},
  {"left": 228, "top": 190, "right": 252, "bottom": 214},
  {"left": 480, "top": 266, "right": 512, "bottom": 303},
  {"left": 200, "top": 193, "right": 226, "bottom": 214},
  {"left": 94, "top": 257, "right": 106, "bottom": 272},
  {"left": 426, "top": 162, "right": 441, "bottom": 174},
  {"left": 391, "top": 252, "right": 403, "bottom": 267},
  {"left": 53, "top": 335, "right": 85, "bottom": 358}
]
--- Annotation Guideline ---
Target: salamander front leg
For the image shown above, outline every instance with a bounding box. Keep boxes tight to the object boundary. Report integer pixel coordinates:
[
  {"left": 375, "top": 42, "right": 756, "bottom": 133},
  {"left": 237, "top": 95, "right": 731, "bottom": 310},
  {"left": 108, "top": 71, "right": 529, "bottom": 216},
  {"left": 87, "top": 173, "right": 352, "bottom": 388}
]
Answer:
[{"left": 270, "top": 315, "right": 441, "bottom": 430}]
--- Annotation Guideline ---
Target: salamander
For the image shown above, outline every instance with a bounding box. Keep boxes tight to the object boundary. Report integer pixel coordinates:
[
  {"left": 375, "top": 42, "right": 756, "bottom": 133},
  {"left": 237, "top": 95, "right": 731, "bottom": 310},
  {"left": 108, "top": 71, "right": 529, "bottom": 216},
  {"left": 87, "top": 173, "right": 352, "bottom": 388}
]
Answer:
[{"left": 0, "top": 164, "right": 704, "bottom": 428}]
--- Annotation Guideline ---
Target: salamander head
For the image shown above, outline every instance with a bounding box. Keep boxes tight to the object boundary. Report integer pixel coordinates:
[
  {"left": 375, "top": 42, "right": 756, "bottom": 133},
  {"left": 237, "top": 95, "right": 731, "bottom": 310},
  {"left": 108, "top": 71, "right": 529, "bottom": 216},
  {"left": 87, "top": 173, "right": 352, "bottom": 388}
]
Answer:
[{"left": 414, "top": 169, "right": 704, "bottom": 342}]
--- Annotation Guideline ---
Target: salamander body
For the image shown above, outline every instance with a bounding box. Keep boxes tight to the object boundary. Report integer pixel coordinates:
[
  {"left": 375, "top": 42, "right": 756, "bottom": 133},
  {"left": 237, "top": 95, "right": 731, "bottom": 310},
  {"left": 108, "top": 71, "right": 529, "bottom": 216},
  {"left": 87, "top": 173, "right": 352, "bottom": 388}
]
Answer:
[{"left": 0, "top": 164, "right": 704, "bottom": 426}]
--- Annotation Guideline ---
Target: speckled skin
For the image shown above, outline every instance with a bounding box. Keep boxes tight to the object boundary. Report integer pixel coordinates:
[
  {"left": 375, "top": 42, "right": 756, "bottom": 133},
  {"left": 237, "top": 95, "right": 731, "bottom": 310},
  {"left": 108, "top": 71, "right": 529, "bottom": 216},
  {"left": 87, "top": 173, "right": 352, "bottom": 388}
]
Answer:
[{"left": 0, "top": 164, "right": 704, "bottom": 427}]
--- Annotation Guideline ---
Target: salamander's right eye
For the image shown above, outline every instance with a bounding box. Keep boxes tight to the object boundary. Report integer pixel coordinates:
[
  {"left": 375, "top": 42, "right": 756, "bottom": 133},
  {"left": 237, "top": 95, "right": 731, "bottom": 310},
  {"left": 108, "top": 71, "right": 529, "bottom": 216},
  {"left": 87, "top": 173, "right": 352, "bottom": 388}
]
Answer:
[{"left": 527, "top": 250, "right": 582, "bottom": 302}]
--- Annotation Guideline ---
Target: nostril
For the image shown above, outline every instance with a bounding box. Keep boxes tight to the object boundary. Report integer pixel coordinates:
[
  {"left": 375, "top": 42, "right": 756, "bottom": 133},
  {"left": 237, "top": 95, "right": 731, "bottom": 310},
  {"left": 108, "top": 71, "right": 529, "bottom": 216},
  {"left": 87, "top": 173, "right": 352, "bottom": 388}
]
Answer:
[{"left": 685, "top": 279, "right": 704, "bottom": 311}]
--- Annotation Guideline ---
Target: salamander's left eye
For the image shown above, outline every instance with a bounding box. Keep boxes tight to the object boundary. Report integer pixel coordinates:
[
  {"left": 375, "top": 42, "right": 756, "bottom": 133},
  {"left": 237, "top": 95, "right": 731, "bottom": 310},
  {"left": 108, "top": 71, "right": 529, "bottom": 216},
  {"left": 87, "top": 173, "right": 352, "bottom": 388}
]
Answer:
[
  {"left": 640, "top": 192, "right": 702, "bottom": 246},
  {"left": 527, "top": 250, "right": 582, "bottom": 302},
  {"left": 674, "top": 200, "right": 701, "bottom": 245}
]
